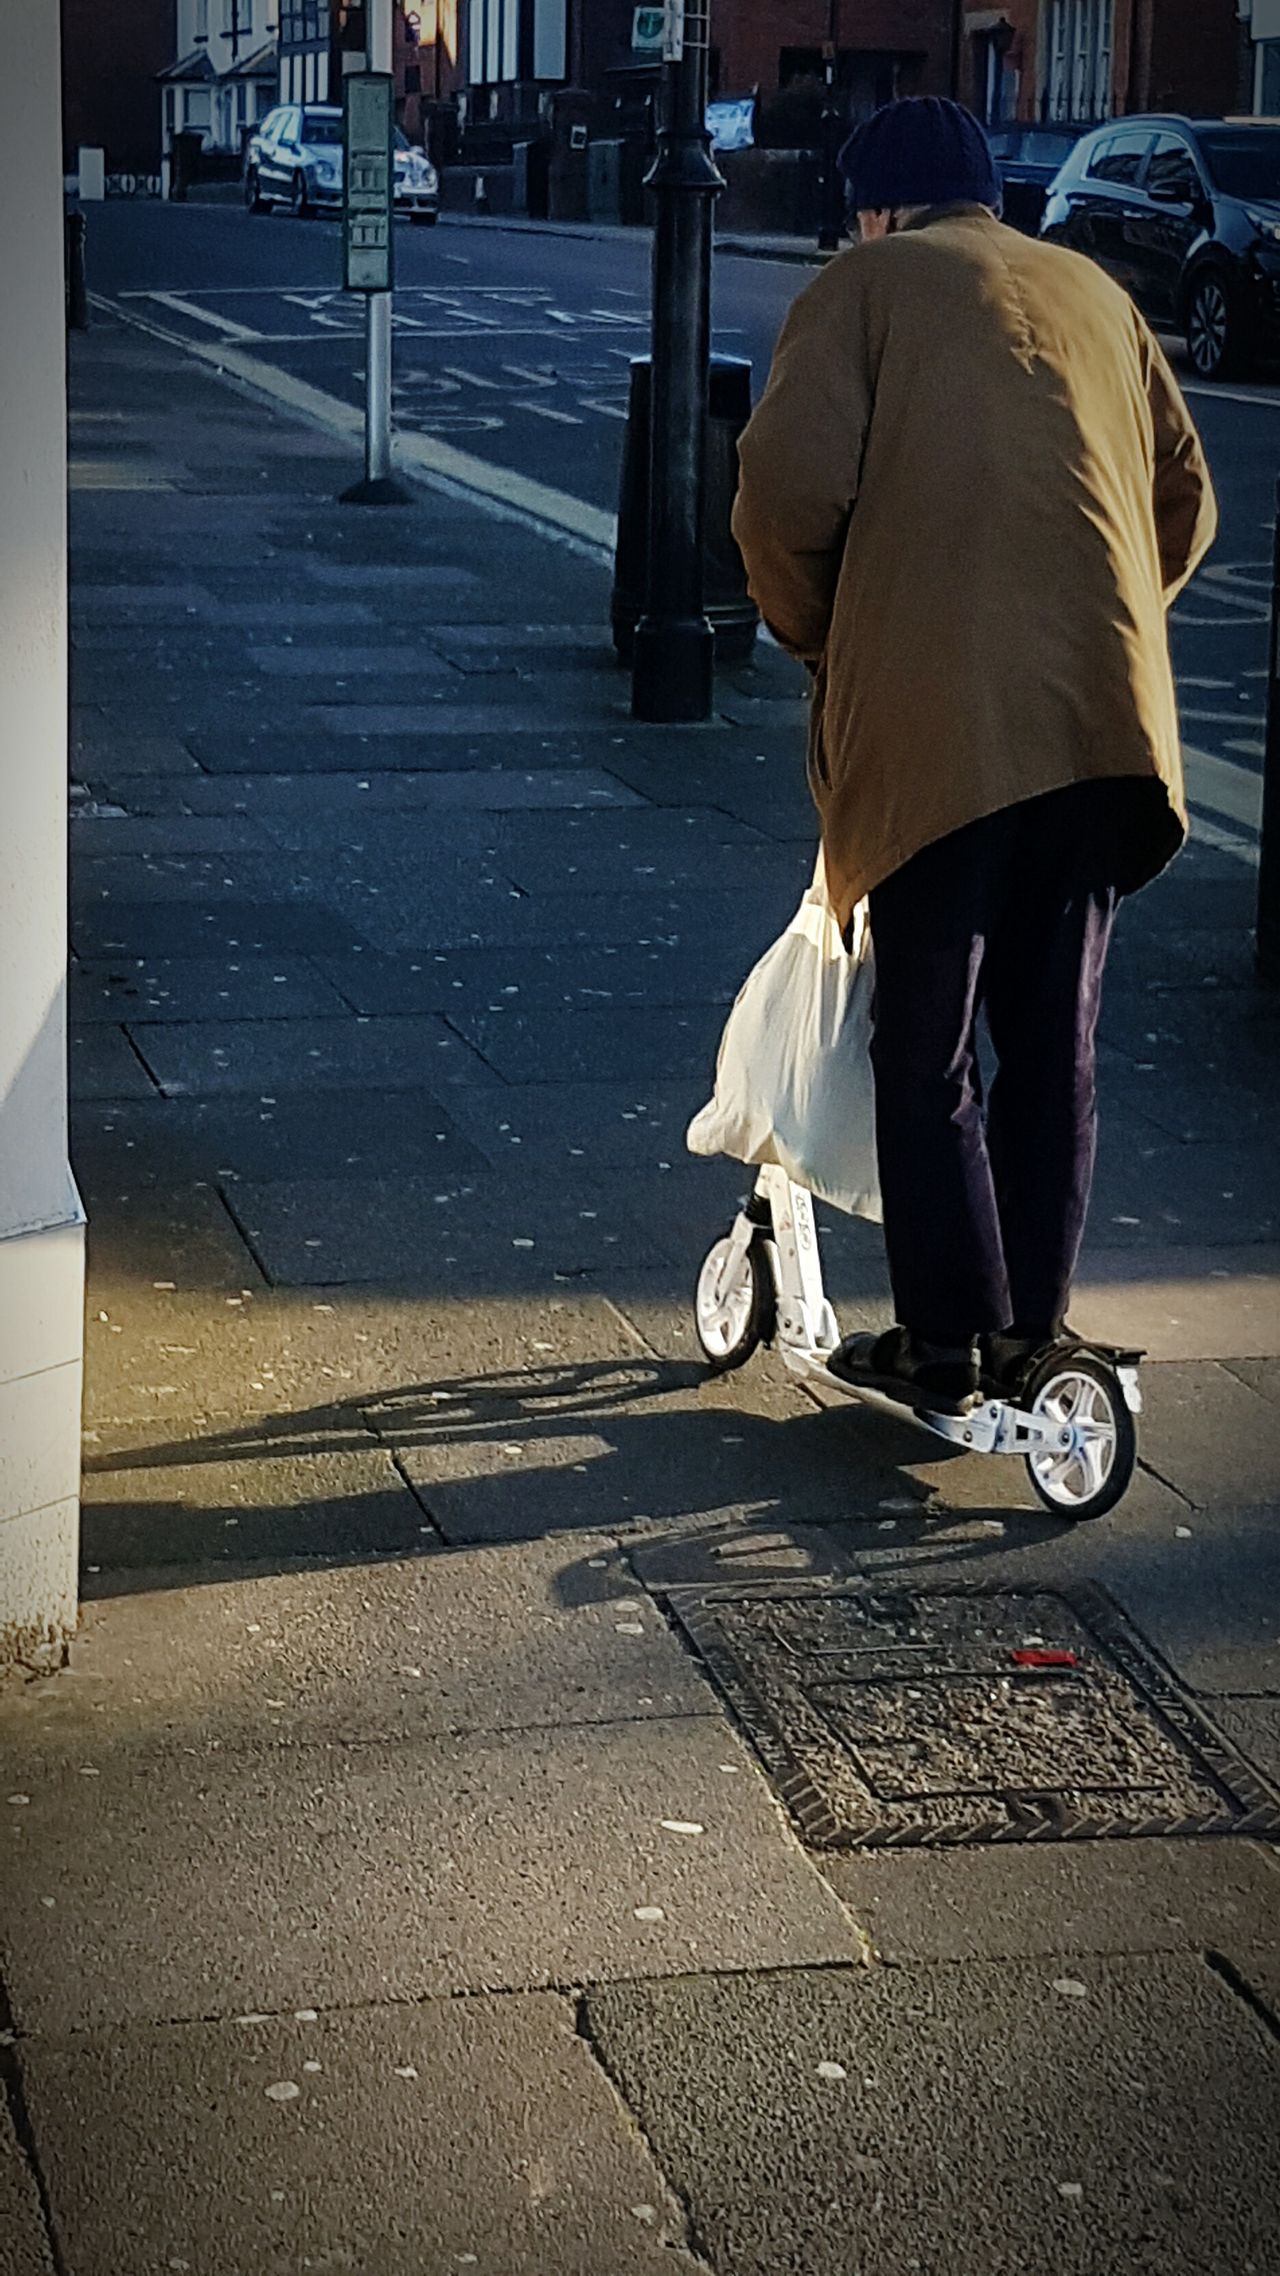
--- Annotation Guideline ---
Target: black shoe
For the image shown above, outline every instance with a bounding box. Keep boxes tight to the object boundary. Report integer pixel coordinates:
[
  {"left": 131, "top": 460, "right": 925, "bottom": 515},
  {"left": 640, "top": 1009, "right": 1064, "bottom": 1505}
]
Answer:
[
  {"left": 828, "top": 1325, "right": 980, "bottom": 1417},
  {"left": 980, "top": 1326, "right": 1077, "bottom": 1400}
]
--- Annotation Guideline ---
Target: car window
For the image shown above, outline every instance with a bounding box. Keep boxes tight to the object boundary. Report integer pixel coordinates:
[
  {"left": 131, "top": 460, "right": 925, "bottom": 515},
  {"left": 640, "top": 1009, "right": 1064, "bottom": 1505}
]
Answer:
[
  {"left": 1087, "top": 130, "right": 1153, "bottom": 186},
  {"left": 1198, "top": 129, "right": 1280, "bottom": 200},
  {"left": 258, "top": 108, "right": 281, "bottom": 138},
  {"left": 278, "top": 108, "right": 300, "bottom": 145},
  {"left": 1146, "top": 134, "right": 1202, "bottom": 203},
  {"left": 1025, "top": 130, "right": 1078, "bottom": 166},
  {"left": 987, "top": 129, "right": 1019, "bottom": 159},
  {"left": 301, "top": 109, "right": 343, "bottom": 144}
]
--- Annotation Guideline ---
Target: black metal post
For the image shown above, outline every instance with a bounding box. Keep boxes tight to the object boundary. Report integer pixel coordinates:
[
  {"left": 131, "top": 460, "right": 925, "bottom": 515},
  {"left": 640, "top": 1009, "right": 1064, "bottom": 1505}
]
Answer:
[
  {"left": 631, "top": 2, "right": 723, "bottom": 725},
  {"left": 817, "top": 16, "right": 843, "bottom": 254},
  {"left": 1257, "top": 477, "right": 1280, "bottom": 983},
  {"left": 65, "top": 210, "right": 88, "bottom": 331}
]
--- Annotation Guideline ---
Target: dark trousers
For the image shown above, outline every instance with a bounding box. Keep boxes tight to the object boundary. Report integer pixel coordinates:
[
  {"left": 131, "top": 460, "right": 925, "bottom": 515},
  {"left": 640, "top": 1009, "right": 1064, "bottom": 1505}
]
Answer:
[{"left": 867, "top": 782, "right": 1132, "bottom": 1347}]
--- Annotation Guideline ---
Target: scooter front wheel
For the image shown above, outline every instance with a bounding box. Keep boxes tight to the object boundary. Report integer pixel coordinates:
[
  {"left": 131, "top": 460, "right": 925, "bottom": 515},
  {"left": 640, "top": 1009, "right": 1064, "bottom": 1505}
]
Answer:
[
  {"left": 694, "top": 1231, "right": 775, "bottom": 1373},
  {"left": 1022, "top": 1350, "right": 1136, "bottom": 1522}
]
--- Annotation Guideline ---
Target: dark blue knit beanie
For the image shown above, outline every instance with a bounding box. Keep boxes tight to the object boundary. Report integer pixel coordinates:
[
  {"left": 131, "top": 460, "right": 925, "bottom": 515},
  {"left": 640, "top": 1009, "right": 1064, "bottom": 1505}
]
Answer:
[{"left": 838, "top": 97, "right": 1002, "bottom": 215}]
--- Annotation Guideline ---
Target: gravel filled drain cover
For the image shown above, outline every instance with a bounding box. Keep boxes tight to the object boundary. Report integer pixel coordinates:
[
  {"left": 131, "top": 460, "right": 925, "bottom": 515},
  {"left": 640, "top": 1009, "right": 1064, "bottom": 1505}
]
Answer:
[{"left": 668, "top": 1584, "right": 1280, "bottom": 1846}]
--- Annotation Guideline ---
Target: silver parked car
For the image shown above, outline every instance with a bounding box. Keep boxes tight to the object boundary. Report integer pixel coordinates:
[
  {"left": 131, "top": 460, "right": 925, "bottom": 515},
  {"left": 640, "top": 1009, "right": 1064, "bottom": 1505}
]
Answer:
[{"left": 245, "top": 103, "right": 439, "bottom": 223}]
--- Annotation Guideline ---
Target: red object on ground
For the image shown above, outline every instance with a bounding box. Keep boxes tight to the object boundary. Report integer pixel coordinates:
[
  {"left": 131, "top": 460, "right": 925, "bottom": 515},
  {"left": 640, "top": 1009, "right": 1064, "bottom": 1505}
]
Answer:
[{"left": 1010, "top": 1648, "right": 1079, "bottom": 1668}]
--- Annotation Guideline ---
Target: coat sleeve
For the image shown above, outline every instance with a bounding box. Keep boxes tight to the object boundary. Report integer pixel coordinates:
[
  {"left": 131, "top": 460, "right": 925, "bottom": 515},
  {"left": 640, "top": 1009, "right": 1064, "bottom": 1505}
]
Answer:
[
  {"left": 1139, "top": 317, "right": 1218, "bottom": 604},
  {"left": 731, "top": 265, "right": 874, "bottom": 663}
]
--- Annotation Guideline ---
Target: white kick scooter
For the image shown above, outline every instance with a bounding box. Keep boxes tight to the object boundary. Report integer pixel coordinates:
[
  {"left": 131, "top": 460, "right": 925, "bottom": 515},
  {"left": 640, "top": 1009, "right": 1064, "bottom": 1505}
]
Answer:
[{"left": 693, "top": 1164, "right": 1142, "bottom": 1523}]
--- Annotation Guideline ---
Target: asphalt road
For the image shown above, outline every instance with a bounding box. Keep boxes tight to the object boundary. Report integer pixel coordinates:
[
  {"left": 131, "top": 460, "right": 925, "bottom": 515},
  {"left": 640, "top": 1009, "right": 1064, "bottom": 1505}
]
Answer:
[{"left": 86, "top": 198, "right": 1278, "bottom": 844}]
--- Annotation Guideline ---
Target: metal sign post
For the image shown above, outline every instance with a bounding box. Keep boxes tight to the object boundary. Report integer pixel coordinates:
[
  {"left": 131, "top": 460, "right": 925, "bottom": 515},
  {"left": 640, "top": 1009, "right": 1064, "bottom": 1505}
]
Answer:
[
  {"left": 340, "top": 67, "right": 408, "bottom": 504},
  {"left": 630, "top": 0, "right": 723, "bottom": 723}
]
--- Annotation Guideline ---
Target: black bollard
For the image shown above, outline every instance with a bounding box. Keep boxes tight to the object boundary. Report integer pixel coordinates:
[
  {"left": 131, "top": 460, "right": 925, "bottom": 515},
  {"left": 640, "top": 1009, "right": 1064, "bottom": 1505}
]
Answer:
[
  {"left": 1258, "top": 477, "right": 1280, "bottom": 983},
  {"left": 65, "top": 210, "right": 88, "bottom": 330}
]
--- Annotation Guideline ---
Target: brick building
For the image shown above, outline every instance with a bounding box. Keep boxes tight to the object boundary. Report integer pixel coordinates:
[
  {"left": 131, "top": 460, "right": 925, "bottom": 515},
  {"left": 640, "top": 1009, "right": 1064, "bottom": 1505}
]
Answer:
[
  {"left": 276, "top": 4, "right": 462, "bottom": 136},
  {"left": 60, "top": 0, "right": 173, "bottom": 177},
  {"left": 954, "top": 0, "right": 1240, "bottom": 129}
]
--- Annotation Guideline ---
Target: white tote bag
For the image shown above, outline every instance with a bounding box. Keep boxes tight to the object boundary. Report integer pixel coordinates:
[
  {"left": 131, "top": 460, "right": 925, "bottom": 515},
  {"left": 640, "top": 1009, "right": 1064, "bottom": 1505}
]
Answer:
[{"left": 686, "top": 858, "right": 882, "bottom": 1222}]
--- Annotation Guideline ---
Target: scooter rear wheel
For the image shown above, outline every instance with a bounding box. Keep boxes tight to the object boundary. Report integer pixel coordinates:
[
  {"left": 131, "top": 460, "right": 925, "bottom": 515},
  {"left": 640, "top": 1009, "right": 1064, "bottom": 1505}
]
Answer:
[
  {"left": 694, "top": 1232, "right": 775, "bottom": 1372},
  {"left": 1022, "top": 1350, "right": 1136, "bottom": 1522}
]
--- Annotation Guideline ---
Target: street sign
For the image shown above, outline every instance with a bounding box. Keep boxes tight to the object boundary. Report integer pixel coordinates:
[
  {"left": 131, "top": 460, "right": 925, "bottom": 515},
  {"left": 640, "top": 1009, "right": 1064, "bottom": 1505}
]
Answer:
[
  {"left": 343, "top": 72, "right": 394, "bottom": 294},
  {"left": 632, "top": 4, "right": 664, "bottom": 52}
]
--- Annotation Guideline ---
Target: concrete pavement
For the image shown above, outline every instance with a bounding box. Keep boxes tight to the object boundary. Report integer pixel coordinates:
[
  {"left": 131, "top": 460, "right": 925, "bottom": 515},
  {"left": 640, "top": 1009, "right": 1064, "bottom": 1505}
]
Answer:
[{"left": 1, "top": 301, "right": 1278, "bottom": 2274}]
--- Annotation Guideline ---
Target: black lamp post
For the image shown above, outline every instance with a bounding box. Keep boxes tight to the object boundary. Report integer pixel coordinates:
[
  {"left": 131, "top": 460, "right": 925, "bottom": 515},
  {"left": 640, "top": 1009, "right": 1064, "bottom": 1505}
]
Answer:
[
  {"left": 630, "top": 1, "right": 724, "bottom": 724},
  {"left": 817, "top": 0, "right": 843, "bottom": 253}
]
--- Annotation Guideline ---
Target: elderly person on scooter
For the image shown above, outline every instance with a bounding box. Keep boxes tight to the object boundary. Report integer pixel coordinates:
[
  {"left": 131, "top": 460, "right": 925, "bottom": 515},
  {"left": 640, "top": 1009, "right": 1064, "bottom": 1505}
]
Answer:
[{"left": 732, "top": 96, "right": 1216, "bottom": 1418}]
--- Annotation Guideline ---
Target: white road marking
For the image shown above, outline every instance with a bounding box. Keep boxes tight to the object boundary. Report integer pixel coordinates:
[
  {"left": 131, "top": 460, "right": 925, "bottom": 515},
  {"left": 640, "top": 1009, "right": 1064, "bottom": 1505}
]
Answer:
[
  {"left": 92, "top": 295, "right": 617, "bottom": 558},
  {"left": 146, "top": 291, "right": 263, "bottom": 339},
  {"left": 1184, "top": 379, "right": 1280, "bottom": 410},
  {"left": 1182, "top": 742, "right": 1263, "bottom": 831},
  {"left": 518, "top": 401, "right": 584, "bottom": 424},
  {"left": 443, "top": 364, "right": 505, "bottom": 389},
  {"left": 1180, "top": 707, "right": 1265, "bottom": 726},
  {"left": 1188, "top": 811, "right": 1260, "bottom": 866}
]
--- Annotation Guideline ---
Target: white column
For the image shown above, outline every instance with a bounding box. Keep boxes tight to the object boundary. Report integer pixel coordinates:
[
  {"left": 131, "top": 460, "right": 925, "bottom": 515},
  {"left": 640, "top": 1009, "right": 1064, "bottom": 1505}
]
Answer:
[{"left": 0, "top": 4, "right": 85, "bottom": 1671}]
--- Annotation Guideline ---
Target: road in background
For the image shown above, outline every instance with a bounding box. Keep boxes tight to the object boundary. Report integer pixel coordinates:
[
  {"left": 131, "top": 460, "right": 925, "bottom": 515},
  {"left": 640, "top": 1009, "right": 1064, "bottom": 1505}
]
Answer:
[{"left": 85, "top": 202, "right": 1277, "bottom": 854}]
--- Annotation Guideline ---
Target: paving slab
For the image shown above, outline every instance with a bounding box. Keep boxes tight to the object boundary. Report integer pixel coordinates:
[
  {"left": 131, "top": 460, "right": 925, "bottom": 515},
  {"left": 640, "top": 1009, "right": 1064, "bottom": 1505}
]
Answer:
[
  {"left": 443, "top": 1078, "right": 710, "bottom": 1169},
  {"left": 79, "top": 1415, "right": 427, "bottom": 1568},
  {"left": 21, "top": 1996, "right": 702, "bottom": 2276},
  {"left": 0, "top": 1718, "right": 860, "bottom": 2033},
  {"left": 84, "top": 1183, "right": 260, "bottom": 1296},
  {"left": 1227, "top": 1357, "right": 1280, "bottom": 1404},
  {"left": 224, "top": 1169, "right": 658, "bottom": 1292},
  {"left": 584, "top": 1957, "right": 1280, "bottom": 2276},
  {"left": 68, "top": 1023, "right": 157, "bottom": 1100},
  {"left": 72, "top": 1086, "right": 488, "bottom": 1190},
  {"left": 313, "top": 942, "right": 742, "bottom": 1017},
  {"left": 250, "top": 643, "right": 460, "bottom": 678},
  {"left": 71, "top": 895, "right": 373, "bottom": 959},
  {"left": 128, "top": 1013, "right": 500, "bottom": 1096},
  {"left": 1226, "top": 1948, "right": 1280, "bottom": 2028},
  {"left": 70, "top": 952, "right": 347, "bottom": 1024},
  {"left": 70, "top": 732, "right": 200, "bottom": 774},
  {"left": 1, "top": 1536, "right": 713, "bottom": 1757},
  {"left": 113, "top": 767, "right": 641, "bottom": 815},
  {"left": 1137, "top": 1361, "right": 1280, "bottom": 1506},
  {"left": 1070, "top": 1243, "right": 1280, "bottom": 1361},
  {"left": 69, "top": 813, "right": 273, "bottom": 853},
  {"left": 384, "top": 1348, "right": 918, "bottom": 1545},
  {"left": 819, "top": 1839, "right": 1280, "bottom": 1963},
  {"left": 0, "top": 2105, "right": 54, "bottom": 2276},
  {"left": 447, "top": 1002, "right": 726, "bottom": 1084}
]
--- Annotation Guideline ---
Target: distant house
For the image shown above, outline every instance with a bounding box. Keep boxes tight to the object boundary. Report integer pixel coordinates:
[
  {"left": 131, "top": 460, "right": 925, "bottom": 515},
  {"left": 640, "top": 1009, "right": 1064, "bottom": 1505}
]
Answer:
[
  {"left": 160, "top": 0, "right": 278, "bottom": 160},
  {"left": 274, "top": 5, "right": 460, "bottom": 137}
]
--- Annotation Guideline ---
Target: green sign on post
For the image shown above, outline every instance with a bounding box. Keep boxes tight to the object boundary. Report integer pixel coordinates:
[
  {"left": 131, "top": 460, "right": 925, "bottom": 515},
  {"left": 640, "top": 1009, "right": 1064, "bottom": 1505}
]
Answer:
[
  {"left": 343, "top": 72, "right": 394, "bottom": 293},
  {"left": 632, "top": 6, "right": 664, "bottom": 54}
]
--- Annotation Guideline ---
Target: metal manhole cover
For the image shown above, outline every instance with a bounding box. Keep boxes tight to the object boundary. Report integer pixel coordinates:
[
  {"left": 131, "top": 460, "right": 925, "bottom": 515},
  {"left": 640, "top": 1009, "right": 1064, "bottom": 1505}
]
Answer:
[{"left": 668, "top": 1583, "right": 1280, "bottom": 1847}]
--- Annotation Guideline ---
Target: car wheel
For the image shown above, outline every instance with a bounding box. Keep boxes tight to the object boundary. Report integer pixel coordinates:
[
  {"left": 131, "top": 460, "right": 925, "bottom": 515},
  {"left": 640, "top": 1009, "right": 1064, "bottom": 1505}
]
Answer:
[
  {"left": 290, "top": 170, "right": 312, "bottom": 219},
  {"left": 1186, "top": 271, "right": 1248, "bottom": 382},
  {"left": 244, "top": 166, "right": 265, "bottom": 212}
]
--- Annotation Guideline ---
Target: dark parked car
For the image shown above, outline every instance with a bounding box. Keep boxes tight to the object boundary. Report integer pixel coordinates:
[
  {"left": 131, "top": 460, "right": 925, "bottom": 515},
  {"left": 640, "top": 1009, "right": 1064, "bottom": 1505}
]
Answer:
[
  {"left": 245, "top": 103, "right": 439, "bottom": 222},
  {"left": 1040, "top": 116, "right": 1280, "bottom": 380},
  {"left": 987, "top": 123, "right": 1091, "bottom": 234}
]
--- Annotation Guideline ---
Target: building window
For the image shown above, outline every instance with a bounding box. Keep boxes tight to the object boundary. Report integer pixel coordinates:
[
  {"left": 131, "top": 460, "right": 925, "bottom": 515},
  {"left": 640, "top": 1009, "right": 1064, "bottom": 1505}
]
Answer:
[
  {"left": 305, "top": 49, "right": 316, "bottom": 99},
  {"left": 1044, "top": 0, "right": 1112, "bottom": 123},
  {"left": 195, "top": 0, "right": 209, "bottom": 36},
  {"left": 1261, "top": 40, "right": 1280, "bottom": 113}
]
